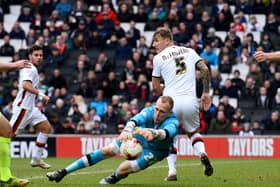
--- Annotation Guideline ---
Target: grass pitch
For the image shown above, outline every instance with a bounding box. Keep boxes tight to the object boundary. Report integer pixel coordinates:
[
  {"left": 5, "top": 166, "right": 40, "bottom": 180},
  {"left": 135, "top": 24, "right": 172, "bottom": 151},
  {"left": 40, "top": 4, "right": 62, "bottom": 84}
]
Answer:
[{"left": 11, "top": 157, "right": 280, "bottom": 187}]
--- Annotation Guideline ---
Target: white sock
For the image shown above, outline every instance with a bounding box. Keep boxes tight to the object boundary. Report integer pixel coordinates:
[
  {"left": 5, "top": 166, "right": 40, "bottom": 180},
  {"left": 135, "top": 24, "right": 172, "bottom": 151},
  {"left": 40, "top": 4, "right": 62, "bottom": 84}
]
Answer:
[
  {"left": 167, "top": 153, "right": 177, "bottom": 175},
  {"left": 190, "top": 133, "right": 206, "bottom": 157},
  {"left": 32, "top": 132, "right": 48, "bottom": 161}
]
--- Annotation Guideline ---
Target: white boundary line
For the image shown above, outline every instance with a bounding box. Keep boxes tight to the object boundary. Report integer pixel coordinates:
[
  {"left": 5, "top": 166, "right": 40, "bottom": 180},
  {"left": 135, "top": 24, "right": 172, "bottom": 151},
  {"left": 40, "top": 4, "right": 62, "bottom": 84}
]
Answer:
[{"left": 26, "top": 159, "right": 258, "bottom": 180}]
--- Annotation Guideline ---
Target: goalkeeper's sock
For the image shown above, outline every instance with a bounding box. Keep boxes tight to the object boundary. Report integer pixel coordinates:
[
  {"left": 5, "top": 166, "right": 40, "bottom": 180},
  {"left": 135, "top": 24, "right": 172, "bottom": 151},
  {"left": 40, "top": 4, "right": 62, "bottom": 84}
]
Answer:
[
  {"left": 167, "top": 153, "right": 177, "bottom": 175},
  {"left": 0, "top": 137, "right": 12, "bottom": 182},
  {"left": 190, "top": 133, "right": 206, "bottom": 156},
  {"left": 65, "top": 149, "right": 105, "bottom": 173}
]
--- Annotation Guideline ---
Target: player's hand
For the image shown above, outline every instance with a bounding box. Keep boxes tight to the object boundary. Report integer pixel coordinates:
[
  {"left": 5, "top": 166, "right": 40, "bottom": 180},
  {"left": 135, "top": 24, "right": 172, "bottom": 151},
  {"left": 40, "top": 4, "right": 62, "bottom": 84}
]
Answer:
[
  {"left": 42, "top": 95, "right": 50, "bottom": 104},
  {"left": 254, "top": 51, "right": 267, "bottom": 62},
  {"left": 118, "top": 131, "right": 133, "bottom": 142},
  {"left": 14, "top": 60, "right": 31, "bottom": 69},
  {"left": 134, "top": 128, "right": 156, "bottom": 141},
  {"left": 201, "top": 92, "right": 211, "bottom": 111}
]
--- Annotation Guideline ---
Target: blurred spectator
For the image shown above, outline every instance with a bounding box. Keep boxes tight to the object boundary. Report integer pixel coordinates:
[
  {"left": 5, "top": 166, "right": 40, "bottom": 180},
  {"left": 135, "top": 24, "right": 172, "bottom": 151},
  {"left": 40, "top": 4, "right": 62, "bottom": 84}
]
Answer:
[
  {"left": 214, "top": 12, "right": 231, "bottom": 31},
  {"left": 55, "top": 0, "right": 73, "bottom": 19},
  {"left": 205, "top": 27, "right": 223, "bottom": 48},
  {"left": 48, "top": 68, "right": 68, "bottom": 89},
  {"left": 209, "top": 110, "right": 231, "bottom": 133},
  {"left": 95, "top": 3, "right": 119, "bottom": 25},
  {"left": 25, "top": 29, "right": 37, "bottom": 46},
  {"left": 225, "top": 30, "right": 241, "bottom": 49},
  {"left": 103, "top": 105, "right": 119, "bottom": 134},
  {"left": 76, "top": 70, "right": 98, "bottom": 98},
  {"left": 262, "top": 111, "right": 280, "bottom": 133},
  {"left": 71, "top": 19, "right": 91, "bottom": 50},
  {"left": 241, "top": 33, "right": 258, "bottom": 57},
  {"left": 134, "top": 4, "right": 148, "bottom": 22},
  {"left": 113, "top": 22, "right": 125, "bottom": 39},
  {"left": 241, "top": 77, "right": 258, "bottom": 99},
  {"left": 210, "top": 69, "right": 222, "bottom": 95},
  {"left": 116, "top": 81, "right": 129, "bottom": 101},
  {"left": 220, "top": 96, "right": 236, "bottom": 120},
  {"left": 247, "top": 63, "right": 263, "bottom": 87},
  {"left": 115, "top": 37, "right": 133, "bottom": 61},
  {"left": 137, "top": 36, "right": 149, "bottom": 58},
  {"left": 230, "top": 121, "right": 241, "bottom": 134},
  {"left": 251, "top": 120, "right": 264, "bottom": 135},
  {"left": 39, "top": 0, "right": 56, "bottom": 22},
  {"left": 117, "top": 2, "right": 133, "bottom": 22},
  {"left": 0, "top": 22, "right": 8, "bottom": 39},
  {"left": 232, "top": 108, "right": 247, "bottom": 125},
  {"left": 264, "top": 13, "right": 279, "bottom": 34},
  {"left": 235, "top": 0, "right": 252, "bottom": 14},
  {"left": 9, "top": 22, "right": 26, "bottom": 40},
  {"left": 68, "top": 103, "right": 83, "bottom": 124},
  {"left": 200, "top": 44, "right": 219, "bottom": 70},
  {"left": 125, "top": 20, "right": 140, "bottom": 48},
  {"left": 247, "top": 15, "right": 263, "bottom": 32},
  {"left": 260, "top": 33, "right": 274, "bottom": 52},
  {"left": 72, "top": 60, "right": 88, "bottom": 84},
  {"left": 144, "top": 10, "right": 163, "bottom": 31},
  {"left": 252, "top": 0, "right": 266, "bottom": 14},
  {"left": 57, "top": 118, "right": 76, "bottom": 134},
  {"left": 239, "top": 122, "right": 254, "bottom": 136},
  {"left": 76, "top": 123, "right": 87, "bottom": 134},
  {"left": 17, "top": 6, "right": 34, "bottom": 23},
  {"left": 90, "top": 89, "right": 107, "bottom": 117},
  {"left": 230, "top": 15, "right": 246, "bottom": 32},
  {"left": 77, "top": 112, "right": 95, "bottom": 133},
  {"left": 92, "top": 117, "right": 106, "bottom": 134},
  {"left": 231, "top": 70, "right": 245, "bottom": 96},
  {"left": 136, "top": 74, "right": 150, "bottom": 102},
  {"left": 219, "top": 54, "right": 232, "bottom": 74},
  {"left": 200, "top": 11, "right": 213, "bottom": 34},
  {"left": 219, "top": 79, "right": 239, "bottom": 98},
  {"left": 0, "top": 35, "right": 15, "bottom": 56},
  {"left": 267, "top": 0, "right": 280, "bottom": 16},
  {"left": 255, "top": 86, "right": 276, "bottom": 110}
]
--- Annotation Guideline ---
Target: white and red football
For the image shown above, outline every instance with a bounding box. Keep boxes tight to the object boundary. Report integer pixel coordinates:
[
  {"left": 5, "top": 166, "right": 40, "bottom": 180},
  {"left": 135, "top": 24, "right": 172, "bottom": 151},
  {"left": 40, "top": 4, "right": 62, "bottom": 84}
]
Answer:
[{"left": 120, "top": 138, "right": 143, "bottom": 160}]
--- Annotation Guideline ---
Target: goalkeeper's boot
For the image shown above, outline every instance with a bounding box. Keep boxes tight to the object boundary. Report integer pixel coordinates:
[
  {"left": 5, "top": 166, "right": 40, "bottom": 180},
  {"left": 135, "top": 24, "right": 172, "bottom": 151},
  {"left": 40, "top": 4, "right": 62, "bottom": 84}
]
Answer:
[
  {"left": 164, "top": 174, "right": 177, "bottom": 181},
  {"left": 30, "top": 159, "right": 51, "bottom": 169},
  {"left": 0, "top": 177, "right": 30, "bottom": 187},
  {"left": 99, "top": 173, "right": 121, "bottom": 184},
  {"left": 200, "top": 153, "right": 213, "bottom": 176},
  {"left": 46, "top": 169, "right": 67, "bottom": 183}
]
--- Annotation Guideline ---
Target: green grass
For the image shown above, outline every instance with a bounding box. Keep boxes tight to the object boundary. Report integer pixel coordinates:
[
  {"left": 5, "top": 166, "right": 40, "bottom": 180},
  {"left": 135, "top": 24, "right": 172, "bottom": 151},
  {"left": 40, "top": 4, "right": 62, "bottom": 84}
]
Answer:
[{"left": 11, "top": 158, "right": 280, "bottom": 187}]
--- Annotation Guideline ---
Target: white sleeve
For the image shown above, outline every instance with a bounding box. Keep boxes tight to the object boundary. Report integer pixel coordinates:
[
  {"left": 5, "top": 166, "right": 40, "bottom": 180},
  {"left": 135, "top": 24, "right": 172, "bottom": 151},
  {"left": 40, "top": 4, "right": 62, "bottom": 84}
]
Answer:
[
  {"left": 20, "top": 67, "right": 35, "bottom": 82},
  {"left": 152, "top": 55, "right": 161, "bottom": 77}
]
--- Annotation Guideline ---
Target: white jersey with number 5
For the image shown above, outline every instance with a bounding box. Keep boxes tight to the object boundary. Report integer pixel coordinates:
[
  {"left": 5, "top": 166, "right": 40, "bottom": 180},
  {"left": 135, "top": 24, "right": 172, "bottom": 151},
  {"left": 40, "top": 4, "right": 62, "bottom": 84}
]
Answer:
[{"left": 152, "top": 45, "right": 202, "bottom": 132}]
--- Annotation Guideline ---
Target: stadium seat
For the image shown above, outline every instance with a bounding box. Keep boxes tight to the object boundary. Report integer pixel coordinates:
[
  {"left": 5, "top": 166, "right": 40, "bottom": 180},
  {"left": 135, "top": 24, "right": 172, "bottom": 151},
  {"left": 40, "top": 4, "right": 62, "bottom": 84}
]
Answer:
[
  {"left": 19, "top": 22, "right": 31, "bottom": 35},
  {"left": 231, "top": 63, "right": 249, "bottom": 81},
  {"left": 250, "top": 31, "right": 261, "bottom": 43},
  {"left": 228, "top": 98, "right": 238, "bottom": 108},
  {"left": 236, "top": 31, "right": 245, "bottom": 43},
  {"left": 142, "top": 31, "right": 154, "bottom": 47},
  {"left": 9, "top": 5, "right": 21, "bottom": 15},
  {"left": 10, "top": 39, "right": 25, "bottom": 52},
  {"left": 135, "top": 22, "right": 145, "bottom": 34},
  {"left": 120, "top": 22, "right": 130, "bottom": 32},
  {"left": 215, "top": 31, "right": 227, "bottom": 42},
  {"left": 133, "top": 5, "right": 138, "bottom": 14},
  {"left": 220, "top": 73, "right": 230, "bottom": 86},
  {"left": 3, "top": 14, "right": 18, "bottom": 32},
  {"left": 0, "top": 56, "right": 13, "bottom": 62}
]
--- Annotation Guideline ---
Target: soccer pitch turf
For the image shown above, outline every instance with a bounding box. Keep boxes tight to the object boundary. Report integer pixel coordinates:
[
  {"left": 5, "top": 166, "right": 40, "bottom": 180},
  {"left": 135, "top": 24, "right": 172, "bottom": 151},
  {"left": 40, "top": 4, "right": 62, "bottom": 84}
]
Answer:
[{"left": 11, "top": 158, "right": 280, "bottom": 187}]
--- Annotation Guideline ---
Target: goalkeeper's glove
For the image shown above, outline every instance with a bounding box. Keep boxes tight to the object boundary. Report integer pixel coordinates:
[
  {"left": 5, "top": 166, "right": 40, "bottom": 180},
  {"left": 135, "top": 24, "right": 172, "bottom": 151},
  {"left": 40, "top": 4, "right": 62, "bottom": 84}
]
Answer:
[
  {"left": 118, "top": 121, "right": 136, "bottom": 141},
  {"left": 134, "top": 128, "right": 166, "bottom": 141}
]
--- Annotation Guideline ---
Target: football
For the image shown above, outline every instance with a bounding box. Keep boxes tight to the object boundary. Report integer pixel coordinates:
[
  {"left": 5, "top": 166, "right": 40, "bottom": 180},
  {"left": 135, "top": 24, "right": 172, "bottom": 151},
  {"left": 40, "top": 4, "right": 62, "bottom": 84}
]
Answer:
[{"left": 120, "top": 138, "right": 143, "bottom": 160}]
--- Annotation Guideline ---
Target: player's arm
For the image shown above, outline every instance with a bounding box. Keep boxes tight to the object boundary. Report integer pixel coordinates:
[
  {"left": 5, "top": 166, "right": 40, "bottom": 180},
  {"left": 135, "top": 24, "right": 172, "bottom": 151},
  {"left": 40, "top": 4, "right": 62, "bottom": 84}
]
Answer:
[
  {"left": 0, "top": 60, "right": 30, "bottom": 71},
  {"left": 134, "top": 127, "right": 168, "bottom": 141},
  {"left": 196, "top": 59, "right": 211, "bottom": 110},
  {"left": 22, "top": 80, "right": 49, "bottom": 103},
  {"left": 254, "top": 51, "right": 280, "bottom": 62},
  {"left": 152, "top": 76, "right": 164, "bottom": 96}
]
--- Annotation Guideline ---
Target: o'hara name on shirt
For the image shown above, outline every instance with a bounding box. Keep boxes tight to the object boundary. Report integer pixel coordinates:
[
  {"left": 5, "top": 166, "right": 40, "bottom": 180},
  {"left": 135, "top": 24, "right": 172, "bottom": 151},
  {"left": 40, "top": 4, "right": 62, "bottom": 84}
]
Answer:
[{"left": 162, "top": 48, "right": 188, "bottom": 61}]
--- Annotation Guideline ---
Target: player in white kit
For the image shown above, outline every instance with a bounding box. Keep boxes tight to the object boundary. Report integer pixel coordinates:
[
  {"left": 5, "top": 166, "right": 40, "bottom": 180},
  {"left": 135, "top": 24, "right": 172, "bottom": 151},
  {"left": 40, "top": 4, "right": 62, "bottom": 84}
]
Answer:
[
  {"left": 152, "top": 28, "right": 213, "bottom": 181},
  {"left": 10, "top": 45, "right": 52, "bottom": 169}
]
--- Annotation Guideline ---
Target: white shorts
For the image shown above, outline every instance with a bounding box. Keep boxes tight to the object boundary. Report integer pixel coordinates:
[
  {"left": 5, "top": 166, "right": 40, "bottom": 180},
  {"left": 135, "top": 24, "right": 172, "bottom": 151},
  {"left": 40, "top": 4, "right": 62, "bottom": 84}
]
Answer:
[
  {"left": 10, "top": 106, "right": 47, "bottom": 135},
  {"left": 172, "top": 95, "right": 200, "bottom": 133}
]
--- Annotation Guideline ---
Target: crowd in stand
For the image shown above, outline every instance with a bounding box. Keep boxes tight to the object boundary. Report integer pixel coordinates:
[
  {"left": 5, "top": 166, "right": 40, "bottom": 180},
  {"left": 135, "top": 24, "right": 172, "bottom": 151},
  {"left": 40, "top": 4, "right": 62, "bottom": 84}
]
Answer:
[{"left": 1, "top": 0, "right": 280, "bottom": 135}]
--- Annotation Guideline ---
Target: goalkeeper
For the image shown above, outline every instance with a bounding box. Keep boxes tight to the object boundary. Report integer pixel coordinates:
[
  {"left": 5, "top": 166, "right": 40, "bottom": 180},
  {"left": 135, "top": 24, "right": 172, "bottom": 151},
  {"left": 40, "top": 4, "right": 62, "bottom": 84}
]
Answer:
[{"left": 47, "top": 96, "right": 179, "bottom": 184}]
